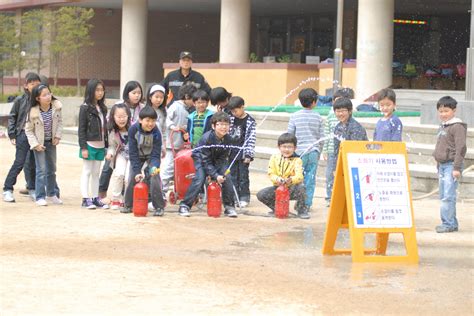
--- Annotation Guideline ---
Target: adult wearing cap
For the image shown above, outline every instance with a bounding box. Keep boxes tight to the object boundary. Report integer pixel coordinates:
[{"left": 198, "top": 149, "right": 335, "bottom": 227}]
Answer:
[{"left": 161, "top": 51, "right": 211, "bottom": 105}]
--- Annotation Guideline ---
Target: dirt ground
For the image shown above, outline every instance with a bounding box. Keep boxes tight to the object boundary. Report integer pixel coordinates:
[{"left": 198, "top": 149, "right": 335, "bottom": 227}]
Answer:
[{"left": 1, "top": 138, "right": 473, "bottom": 315}]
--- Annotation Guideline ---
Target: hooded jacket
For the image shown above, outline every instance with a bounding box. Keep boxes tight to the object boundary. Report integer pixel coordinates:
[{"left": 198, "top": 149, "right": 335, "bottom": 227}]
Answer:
[{"left": 433, "top": 117, "right": 467, "bottom": 171}]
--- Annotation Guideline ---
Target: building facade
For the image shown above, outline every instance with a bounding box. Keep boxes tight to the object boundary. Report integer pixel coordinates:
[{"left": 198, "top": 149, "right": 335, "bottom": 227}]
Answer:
[{"left": 0, "top": 0, "right": 471, "bottom": 100}]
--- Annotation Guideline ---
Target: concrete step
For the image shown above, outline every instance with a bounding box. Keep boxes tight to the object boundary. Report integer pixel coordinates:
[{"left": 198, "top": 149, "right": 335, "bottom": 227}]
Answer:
[
  {"left": 406, "top": 142, "right": 474, "bottom": 166},
  {"left": 359, "top": 120, "right": 474, "bottom": 147},
  {"left": 408, "top": 163, "right": 474, "bottom": 199},
  {"left": 255, "top": 128, "right": 474, "bottom": 165},
  {"left": 251, "top": 145, "right": 474, "bottom": 199},
  {"left": 250, "top": 111, "right": 474, "bottom": 148},
  {"left": 62, "top": 124, "right": 474, "bottom": 198},
  {"left": 251, "top": 111, "right": 295, "bottom": 131},
  {"left": 394, "top": 89, "right": 466, "bottom": 101}
]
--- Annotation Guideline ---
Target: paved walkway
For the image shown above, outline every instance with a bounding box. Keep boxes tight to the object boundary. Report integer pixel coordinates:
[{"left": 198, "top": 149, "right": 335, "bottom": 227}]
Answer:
[{"left": 1, "top": 138, "right": 473, "bottom": 314}]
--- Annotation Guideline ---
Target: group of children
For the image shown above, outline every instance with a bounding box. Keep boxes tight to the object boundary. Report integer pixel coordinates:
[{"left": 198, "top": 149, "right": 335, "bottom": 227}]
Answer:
[
  {"left": 77, "top": 79, "right": 256, "bottom": 218},
  {"left": 2, "top": 72, "right": 467, "bottom": 232}
]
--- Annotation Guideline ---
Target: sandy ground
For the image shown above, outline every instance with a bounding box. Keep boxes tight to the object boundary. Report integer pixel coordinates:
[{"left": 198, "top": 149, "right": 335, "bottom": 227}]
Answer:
[{"left": 0, "top": 138, "right": 473, "bottom": 315}]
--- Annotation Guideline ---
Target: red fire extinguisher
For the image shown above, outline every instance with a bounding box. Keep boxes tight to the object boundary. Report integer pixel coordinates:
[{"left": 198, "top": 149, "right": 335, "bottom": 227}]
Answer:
[
  {"left": 133, "top": 180, "right": 149, "bottom": 217},
  {"left": 207, "top": 181, "right": 222, "bottom": 217},
  {"left": 275, "top": 184, "right": 289, "bottom": 219}
]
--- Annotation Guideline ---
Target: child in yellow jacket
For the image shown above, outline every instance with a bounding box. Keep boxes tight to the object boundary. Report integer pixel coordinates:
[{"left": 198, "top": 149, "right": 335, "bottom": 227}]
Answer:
[{"left": 256, "top": 133, "right": 309, "bottom": 219}]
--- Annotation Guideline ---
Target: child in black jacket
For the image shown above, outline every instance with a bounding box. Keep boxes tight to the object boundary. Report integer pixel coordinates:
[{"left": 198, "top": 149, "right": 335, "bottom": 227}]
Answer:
[
  {"left": 78, "top": 79, "right": 109, "bottom": 209},
  {"left": 178, "top": 112, "right": 237, "bottom": 217},
  {"left": 3, "top": 72, "right": 41, "bottom": 203}
]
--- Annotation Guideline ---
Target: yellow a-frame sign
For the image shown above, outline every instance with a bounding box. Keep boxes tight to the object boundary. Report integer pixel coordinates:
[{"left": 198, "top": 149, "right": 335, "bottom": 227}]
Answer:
[{"left": 322, "top": 141, "right": 419, "bottom": 263}]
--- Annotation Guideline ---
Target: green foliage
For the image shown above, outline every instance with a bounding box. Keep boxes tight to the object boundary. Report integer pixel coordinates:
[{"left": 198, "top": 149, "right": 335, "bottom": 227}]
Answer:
[
  {"left": 0, "top": 8, "right": 95, "bottom": 95},
  {"left": 50, "top": 7, "right": 94, "bottom": 56},
  {"left": 0, "top": 85, "right": 82, "bottom": 102},
  {"left": 21, "top": 9, "right": 51, "bottom": 72},
  {"left": 277, "top": 54, "right": 292, "bottom": 63},
  {"left": 0, "top": 92, "right": 21, "bottom": 103},
  {"left": 50, "top": 85, "right": 85, "bottom": 97},
  {"left": 0, "top": 13, "right": 18, "bottom": 76},
  {"left": 249, "top": 52, "right": 259, "bottom": 63},
  {"left": 50, "top": 7, "right": 94, "bottom": 95}
]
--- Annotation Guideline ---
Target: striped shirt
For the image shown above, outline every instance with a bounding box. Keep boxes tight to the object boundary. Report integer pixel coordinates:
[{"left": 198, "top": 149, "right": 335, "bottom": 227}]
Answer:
[
  {"left": 40, "top": 106, "right": 53, "bottom": 140},
  {"left": 288, "top": 108, "right": 324, "bottom": 155},
  {"left": 323, "top": 109, "right": 339, "bottom": 154},
  {"left": 229, "top": 113, "right": 256, "bottom": 159}
]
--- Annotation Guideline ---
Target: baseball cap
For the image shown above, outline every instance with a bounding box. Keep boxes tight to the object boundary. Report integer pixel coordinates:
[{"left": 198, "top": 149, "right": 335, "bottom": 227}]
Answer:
[{"left": 179, "top": 51, "right": 193, "bottom": 60}]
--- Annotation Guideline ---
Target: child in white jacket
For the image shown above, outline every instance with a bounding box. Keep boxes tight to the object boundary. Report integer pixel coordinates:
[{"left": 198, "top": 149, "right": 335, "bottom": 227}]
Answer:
[{"left": 25, "top": 84, "right": 63, "bottom": 206}]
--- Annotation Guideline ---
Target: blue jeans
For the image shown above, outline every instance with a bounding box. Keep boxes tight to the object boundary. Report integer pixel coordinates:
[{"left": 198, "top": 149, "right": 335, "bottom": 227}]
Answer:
[
  {"left": 182, "top": 165, "right": 206, "bottom": 208},
  {"left": 325, "top": 153, "right": 337, "bottom": 202},
  {"left": 301, "top": 150, "right": 319, "bottom": 207},
  {"left": 33, "top": 141, "right": 57, "bottom": 200},
  {"left": 438, "top": 162, "right": 459, "bottom": 229},
  {"left": 3, "top": 130, "right": 36, "bottom": 192}
]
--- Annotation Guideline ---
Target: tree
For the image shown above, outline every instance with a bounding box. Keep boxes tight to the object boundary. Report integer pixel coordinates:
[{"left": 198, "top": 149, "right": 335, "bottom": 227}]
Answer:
[
  {"left": 0, "top": 13, "right": 18, "bottom": 95},
  {"left": 21, "top": 9, "right": 51, "bottom": 74},
  {"left": 50, "top": 7, "right": 94, "bottom": 95}
]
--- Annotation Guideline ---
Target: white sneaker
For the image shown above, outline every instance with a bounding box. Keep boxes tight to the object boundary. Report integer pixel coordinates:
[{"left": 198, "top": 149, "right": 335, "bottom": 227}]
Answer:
[
  {"left": 36, "top": 199, "right": 48, "bottom": 206},
  {"left": 3, "top": 191, "right": 15, "bottom": 202},
  {"left": 47, "top": 196, "right": 63, "bottom": 205},
  {"left": 239, "top": 201, "right": 249, "bottom": 208},
  {"left": 148, "top": 202, "right": 155, "bottom": 212},
  {"left": 29, "top": 190, "right": 36, "bottom": 201}
]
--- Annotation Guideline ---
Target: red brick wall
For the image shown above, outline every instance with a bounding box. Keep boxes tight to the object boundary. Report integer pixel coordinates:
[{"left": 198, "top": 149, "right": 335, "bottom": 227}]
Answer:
[{"left": 5, "top": 8, "right": 223, "bottom": 94}]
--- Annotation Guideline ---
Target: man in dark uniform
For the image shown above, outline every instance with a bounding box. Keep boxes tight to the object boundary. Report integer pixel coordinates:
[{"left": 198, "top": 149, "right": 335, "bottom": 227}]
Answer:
[{"left": 161, "top": 51, "right": 211, "bottom": 105}]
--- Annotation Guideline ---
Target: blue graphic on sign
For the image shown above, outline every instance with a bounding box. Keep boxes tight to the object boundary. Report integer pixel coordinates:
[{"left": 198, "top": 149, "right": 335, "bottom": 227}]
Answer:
[{"left": 351, "top": 167, "right": 364, "bottom": 225}]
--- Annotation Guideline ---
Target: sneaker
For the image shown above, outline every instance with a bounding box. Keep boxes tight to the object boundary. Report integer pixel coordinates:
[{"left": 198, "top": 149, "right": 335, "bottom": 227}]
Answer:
[
  {"left": 81, "top": 198, "right": 96, "bottom": 209},
  {"left": 120, "top": 207, "right": 132, "bottom": 214},
  {"left": 19, "top": 188, "right": 29, "bottom": 195},
  {"left": 148, "top": 202, "right": 155, "bottom": 212},
  {"left": 47, "top": 196, "right": 63, "bottom": 205},
  {"left": 224, "top": 206, "right": 238, "bottom": 218},
  {"left": 153, "top": 208, "right": 164, "bottom": 216},
  {"left": 3, "top": 191, "right": 15, "bottom": 202},
  {"left": 268, "top": 210, "right": 275, "bottom": 216},
  {"left": 93, "top": 197, "right": 109, "bottom": 209},
  {"left": 435, "top": 225, "right": 456, "bottom": 233},
  {"left": 110, "top": 200, "right": 122, "bottom": 210},
  {"left": 238, "top": 201, "right": 249, "bottom": 208},
  {"left": 178, "top": 204, "right": 191, "bottom": 217},
  {"left": 297, "top": 208, "right": 310, "bottom": 219},
  {"left": 29, "top": 190, "right": 36, "bottom": 201},
  {"left": 36, "top": 198, "right": 48, "bottom": 206}
]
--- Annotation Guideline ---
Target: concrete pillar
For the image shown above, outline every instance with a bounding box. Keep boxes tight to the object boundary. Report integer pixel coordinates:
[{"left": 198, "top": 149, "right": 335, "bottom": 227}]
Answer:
[
  {"left": 356, "top": 0, "right": 394, "bottom": 100},
  {"left": 465, "top": 0, "right": 473, "bottom": 100},
  {"left": 120, "top": 0, "right": 147, "bottom": 93},
  {"left": 219, "top": 0, "right": 251, "bottom": 63}
]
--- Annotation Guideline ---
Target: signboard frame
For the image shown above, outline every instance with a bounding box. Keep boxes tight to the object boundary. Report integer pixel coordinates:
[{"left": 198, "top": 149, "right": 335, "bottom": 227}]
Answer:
[{"left": 322, "top": 141, "right": 419, "bottom": 263}]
